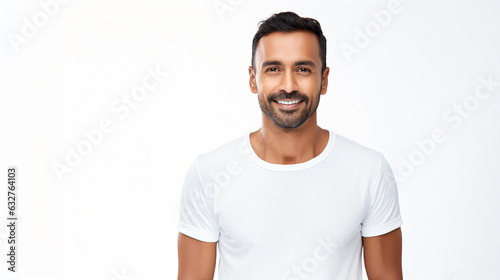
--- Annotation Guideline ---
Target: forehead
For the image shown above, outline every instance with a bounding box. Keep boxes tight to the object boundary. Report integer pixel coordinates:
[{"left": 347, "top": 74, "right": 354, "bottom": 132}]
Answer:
[{"left": 255, "top": 31, "right": 321, "bottom": 67}]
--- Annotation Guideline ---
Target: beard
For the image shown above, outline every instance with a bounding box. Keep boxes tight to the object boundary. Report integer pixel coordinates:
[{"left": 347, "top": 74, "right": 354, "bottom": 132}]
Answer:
[{"left": 258, "top": 87, "right": 321, "bottom": 129}]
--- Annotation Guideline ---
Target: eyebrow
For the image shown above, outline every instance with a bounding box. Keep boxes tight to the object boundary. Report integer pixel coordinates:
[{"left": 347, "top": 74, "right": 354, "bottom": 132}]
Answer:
[{"left": 261, "top": 60, "right": 317, "bottom": 68}]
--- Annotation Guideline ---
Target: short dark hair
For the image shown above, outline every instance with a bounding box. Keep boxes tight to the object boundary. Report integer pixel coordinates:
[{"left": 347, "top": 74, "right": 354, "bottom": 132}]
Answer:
[{"left": 251, "top": 11, "right": 327, "bottom": 73}]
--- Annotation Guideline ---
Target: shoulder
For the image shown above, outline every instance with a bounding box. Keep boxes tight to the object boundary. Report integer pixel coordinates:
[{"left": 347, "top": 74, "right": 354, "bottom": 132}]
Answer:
[
  {"left": 195, "top": 133, "right": 251, "bottom": 171},
  {"left": 327, "top": 131, "right": 395, "bottom": 183},
  {"left": 331, "top": 131, "right": 386, "bottom": 168},
  {"left": 329, "top": 131, "right": 397, "bottom": 197}
]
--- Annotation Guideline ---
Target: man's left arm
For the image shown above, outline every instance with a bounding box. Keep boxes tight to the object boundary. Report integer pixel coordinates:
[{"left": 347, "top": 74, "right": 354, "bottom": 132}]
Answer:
[{"left": 363, "top": 227, "right": 403, "bottom": 280}]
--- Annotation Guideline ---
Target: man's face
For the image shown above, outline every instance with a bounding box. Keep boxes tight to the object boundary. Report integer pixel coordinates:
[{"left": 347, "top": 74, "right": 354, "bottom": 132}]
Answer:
[{"left": 249, "top": 31, "right": 329, "bottom": 129}]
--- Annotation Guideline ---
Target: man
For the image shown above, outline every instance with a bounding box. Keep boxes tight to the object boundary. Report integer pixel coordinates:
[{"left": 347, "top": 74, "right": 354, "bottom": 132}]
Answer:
[{"left": 177, "top": 11, "right": 403, "bottom": 280}]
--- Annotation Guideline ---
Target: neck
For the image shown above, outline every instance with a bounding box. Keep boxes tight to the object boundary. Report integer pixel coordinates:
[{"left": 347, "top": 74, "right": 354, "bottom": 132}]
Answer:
[{"left": 250, "top": 112, "right": 329, "bottom": 164}]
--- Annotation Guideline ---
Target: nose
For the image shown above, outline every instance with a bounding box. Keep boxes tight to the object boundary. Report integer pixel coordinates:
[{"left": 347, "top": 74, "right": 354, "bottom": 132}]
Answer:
[{"left": 278, "top": 70, "right": 298, "bottom": 94}]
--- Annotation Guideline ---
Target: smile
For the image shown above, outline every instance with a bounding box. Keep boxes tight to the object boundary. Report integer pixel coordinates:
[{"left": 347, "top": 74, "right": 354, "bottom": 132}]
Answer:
[{"left": 275, "top": 99, "right": 302, "bottom": 105}]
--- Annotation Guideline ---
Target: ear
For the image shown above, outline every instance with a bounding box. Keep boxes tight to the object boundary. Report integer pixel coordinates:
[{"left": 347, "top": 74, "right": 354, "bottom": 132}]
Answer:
[
  {"left": 249, "top": 66, "right": 258, "bottom": 94},
  {"left": 320, "top": 67, "right": 330, "bottom": 95}
]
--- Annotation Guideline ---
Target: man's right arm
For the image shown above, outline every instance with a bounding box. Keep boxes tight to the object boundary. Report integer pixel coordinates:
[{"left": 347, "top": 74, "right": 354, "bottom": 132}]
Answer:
[{"left": 177, "top": 233, "right": 217, "bottom": 280}]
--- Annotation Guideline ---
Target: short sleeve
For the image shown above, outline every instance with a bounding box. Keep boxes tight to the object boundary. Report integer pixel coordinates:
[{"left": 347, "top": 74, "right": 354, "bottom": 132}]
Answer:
[
  {"left": 361, "top": 154, "right": 403, "bottom": 237},
  {"left": 177, "top": 157, "right": 220, "bottom": 242}
]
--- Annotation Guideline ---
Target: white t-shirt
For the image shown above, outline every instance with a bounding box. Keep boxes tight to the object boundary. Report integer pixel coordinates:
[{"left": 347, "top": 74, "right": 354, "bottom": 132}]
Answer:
[{"left": 177, "top": 130, "right": 402, "bottom": 280}]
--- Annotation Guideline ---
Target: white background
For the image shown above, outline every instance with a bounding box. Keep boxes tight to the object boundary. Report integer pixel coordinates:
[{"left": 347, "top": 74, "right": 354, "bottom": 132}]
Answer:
[{"left": 1, "top": 0, "right": 499, "bottom": 279}]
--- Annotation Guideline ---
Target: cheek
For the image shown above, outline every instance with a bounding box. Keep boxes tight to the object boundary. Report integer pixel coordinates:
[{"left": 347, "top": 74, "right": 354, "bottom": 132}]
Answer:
[
  {"left": 299, "top": 78, "right": 320, "bottom": 93},
  {"left": 257, "top": 76, "right": 278, "bottom": 92}
]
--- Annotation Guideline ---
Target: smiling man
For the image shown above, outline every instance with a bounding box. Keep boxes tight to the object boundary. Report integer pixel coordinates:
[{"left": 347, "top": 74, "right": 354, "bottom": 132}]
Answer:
[{"left": 177, "top": 11, "right": 403, "bottom": 280}]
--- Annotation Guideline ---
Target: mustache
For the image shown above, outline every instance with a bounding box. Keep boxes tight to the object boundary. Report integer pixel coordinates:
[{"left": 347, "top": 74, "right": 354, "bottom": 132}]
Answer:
[{"left": 267, "top": 90, "right": 309, "bottom": 103}]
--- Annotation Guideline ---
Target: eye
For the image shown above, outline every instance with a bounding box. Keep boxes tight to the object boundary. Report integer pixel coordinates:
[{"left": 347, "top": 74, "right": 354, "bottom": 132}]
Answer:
[
  {"left": 297, "top": 67, "right": 310, "bottom": 73},
  {"left": 266, "top": 67, "right": 279, "bottom": 72}
]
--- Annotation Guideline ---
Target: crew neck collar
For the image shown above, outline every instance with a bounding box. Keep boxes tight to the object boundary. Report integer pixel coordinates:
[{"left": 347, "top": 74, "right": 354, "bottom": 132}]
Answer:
[{"left": 245, "top": 129, "right": 336, "bottom": 171}]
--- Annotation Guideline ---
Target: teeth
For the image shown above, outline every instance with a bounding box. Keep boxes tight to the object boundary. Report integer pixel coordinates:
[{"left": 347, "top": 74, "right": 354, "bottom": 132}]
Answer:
[{"left": 276, "top": 100, "right": 301, "bottom": 105}]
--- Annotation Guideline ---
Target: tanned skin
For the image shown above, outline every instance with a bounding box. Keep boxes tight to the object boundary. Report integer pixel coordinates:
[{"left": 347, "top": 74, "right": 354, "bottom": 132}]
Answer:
[
  {"left": 177, "top": 30, "right": 402, "bottom": 280},
  {"left": 177, "top": 233, "right": 217, "bottom": 280}
]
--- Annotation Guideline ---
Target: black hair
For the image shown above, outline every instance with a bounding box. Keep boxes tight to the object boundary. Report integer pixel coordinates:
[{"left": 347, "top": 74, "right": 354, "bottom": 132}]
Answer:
[{"left": 251, "top": 11, "right": 327, "bottom": 73}]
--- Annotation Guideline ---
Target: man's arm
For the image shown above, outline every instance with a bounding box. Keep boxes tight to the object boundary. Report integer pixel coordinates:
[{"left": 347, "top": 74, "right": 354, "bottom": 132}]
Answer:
[
  {"left": 177, "top": 233, "right": 217, "bottom": 280},
  {"left": 363, "top": 227, "right": 403, "bottom": 280}
]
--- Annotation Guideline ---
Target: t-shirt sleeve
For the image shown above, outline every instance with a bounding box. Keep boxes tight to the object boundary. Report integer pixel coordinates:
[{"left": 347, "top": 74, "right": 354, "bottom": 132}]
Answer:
[
  {"left": 361, "top": 153, "right": 403, "bottom": 237},
  {"left": 177, "top": 157, "right": 220, "bottom": 242}
]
